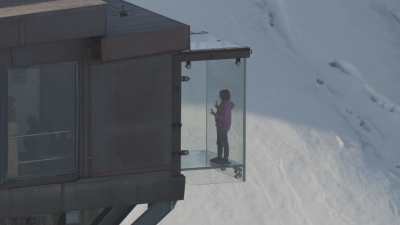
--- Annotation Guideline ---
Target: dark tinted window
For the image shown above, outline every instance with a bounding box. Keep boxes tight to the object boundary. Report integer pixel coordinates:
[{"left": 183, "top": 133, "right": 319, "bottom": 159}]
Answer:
[{"left": 6, "top": 62, "right": 77, "bottom": 180}]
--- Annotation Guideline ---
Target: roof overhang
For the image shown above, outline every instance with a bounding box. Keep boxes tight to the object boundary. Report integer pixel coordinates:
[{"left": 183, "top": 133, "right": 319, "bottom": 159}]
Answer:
[
  {"left": 177, "top": 32, "right": 252, "bottom": 62},
  {"left": 177, "top": 47, "right": 251, "bottom": 62},
  {"left": 0, "top": 0, "right": 107, "bottom": 49},
  {"left": 101, "top": 26, "right": 190, "bottom": 61},
  {"left": 0, "top": 0, "right": 191, "bottom": 61},
  {"left": 100, "top": 0, "right": 190, "bottom": 61},
  {"left": 0, "top": 0, "right": 106, "bottom": 18}
]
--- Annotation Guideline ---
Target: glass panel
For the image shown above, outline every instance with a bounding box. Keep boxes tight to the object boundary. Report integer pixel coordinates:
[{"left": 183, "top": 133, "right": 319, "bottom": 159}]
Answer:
[
  {"left": 181, "top": 61, "right": 207, "bottom": 169},
  {"left": 181, "top": 58, "right": 246, "bottom": 183},
  {"left": 6, "top": 62, "right": 77, "bottom": 180}
]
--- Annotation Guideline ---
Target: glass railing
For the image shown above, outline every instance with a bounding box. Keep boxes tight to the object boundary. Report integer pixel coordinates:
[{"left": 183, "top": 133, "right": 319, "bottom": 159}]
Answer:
[{"left": 7, "top": 130, "right": 75, "bottom": 178}]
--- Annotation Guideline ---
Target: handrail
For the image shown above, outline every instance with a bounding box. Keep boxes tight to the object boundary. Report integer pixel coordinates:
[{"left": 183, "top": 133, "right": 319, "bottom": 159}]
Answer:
[{"left": 8, "top": 130, "right": 72, "bottom": 139}]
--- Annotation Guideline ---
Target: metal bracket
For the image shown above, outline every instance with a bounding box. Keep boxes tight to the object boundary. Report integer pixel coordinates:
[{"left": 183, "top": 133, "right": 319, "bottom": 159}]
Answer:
[
  {"left": 181, "top": 76, "right": 190, "bottom": 82},
  {"left": 172, "top": 122, "right": 182, "bottom": 128},
  {"left": 87, "top": 201, "right": 176, "bottom": 225},
  {"left": 184, "top": 61, "right": 191, "bottom": 69},
  {"left": 174, "top": 150, "right": 189, "bottom": 156},
  {"left": 90, "top": 206, "right": 135, "bottom": 225},
  {"left": 235, "top": 58, "right": 241, "bottom": 65}
]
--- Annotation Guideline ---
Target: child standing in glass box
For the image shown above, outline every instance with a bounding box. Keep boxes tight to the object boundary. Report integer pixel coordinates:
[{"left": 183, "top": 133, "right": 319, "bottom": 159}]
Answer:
[{"left": 210, "top": 89, "right": 234, "bottom": 164}]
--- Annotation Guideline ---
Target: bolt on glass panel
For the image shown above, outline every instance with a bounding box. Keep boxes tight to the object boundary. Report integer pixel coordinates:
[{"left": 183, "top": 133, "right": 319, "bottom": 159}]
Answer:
[
  {"left": 6, "top": 62, "right": 78, "bottom": 181},
  {"left": 181, "top": 58, "right": 246, "bottom": 184}
]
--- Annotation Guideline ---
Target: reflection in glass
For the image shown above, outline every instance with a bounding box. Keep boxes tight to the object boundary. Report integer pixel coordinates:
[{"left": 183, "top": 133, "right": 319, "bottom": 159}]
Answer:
[{"left": 7, "top": 62, "right": 77, "bottom": 180}]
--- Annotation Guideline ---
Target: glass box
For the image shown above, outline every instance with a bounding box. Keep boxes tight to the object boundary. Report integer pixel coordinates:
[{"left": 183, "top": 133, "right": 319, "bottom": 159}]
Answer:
[{"left": 181, "top": 57, "right": 246, "bottom": 183}]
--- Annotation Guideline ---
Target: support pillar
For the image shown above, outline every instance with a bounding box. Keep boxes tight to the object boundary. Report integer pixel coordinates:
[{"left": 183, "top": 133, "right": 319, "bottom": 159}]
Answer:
[{"left": 131, "top": 202, "right": 175, "bottom": 225}]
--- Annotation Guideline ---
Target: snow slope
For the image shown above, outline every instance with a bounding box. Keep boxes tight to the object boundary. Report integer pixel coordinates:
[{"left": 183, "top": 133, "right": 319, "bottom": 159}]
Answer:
[{"left": 127, "top": 0, "right": 400, "bottom": 224}]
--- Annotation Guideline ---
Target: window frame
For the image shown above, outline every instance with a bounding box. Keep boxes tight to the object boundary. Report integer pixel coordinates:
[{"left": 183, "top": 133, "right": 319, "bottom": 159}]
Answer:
[
  {"left": 0, "top": 65, "right": 8, "bottom": 184},
  {"left": 0, "top": 61, "right": 81, "bottom": 188}
]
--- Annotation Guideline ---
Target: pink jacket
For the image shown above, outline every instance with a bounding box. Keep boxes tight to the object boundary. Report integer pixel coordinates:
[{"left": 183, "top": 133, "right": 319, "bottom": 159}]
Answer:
[{"left": 215, "top": 101, "right": 234, "bottom": 130}]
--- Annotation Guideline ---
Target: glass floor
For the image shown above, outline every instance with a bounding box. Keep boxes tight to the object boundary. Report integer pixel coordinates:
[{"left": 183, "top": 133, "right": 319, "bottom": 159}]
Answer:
[{"left": 182, "top": 150, "right": 244, "bottom": 170}]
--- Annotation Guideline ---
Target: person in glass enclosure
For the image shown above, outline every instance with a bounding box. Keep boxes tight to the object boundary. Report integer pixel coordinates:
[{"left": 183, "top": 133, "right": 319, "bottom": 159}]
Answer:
[{"left": 210, "top": 89, "right": 234, "bottom": 164}]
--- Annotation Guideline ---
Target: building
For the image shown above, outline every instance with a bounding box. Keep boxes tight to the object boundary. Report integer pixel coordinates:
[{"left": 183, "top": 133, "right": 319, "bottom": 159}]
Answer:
[{"left": 0, "top": 0, "right": 251, "bottom": 224}]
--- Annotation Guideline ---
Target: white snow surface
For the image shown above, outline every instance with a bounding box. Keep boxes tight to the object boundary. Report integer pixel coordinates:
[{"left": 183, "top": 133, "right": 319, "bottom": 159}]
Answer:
[{"left": 126, "top": 0, "right": 400, "bottom": 224}]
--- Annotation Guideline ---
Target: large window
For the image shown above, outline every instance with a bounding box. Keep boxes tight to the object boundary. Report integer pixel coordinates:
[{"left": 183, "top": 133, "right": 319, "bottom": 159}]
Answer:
[{"left": 5, "top": 62, "right": 78, "bottom": 181}]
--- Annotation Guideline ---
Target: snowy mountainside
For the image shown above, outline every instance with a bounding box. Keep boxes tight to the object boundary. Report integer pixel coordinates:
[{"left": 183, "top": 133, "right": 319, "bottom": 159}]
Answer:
[{"left": 127, "top": 0, "right": 400, "bottom": 224}]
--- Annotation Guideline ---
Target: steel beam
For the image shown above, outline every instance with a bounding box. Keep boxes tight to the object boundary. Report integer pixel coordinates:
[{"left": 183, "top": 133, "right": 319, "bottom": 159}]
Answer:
[
  {"left": 90, "top": 206, "right": 135, "bottom": 225},
  {"left": 131, "top": 202, "right": 176, "bottom": 225}
]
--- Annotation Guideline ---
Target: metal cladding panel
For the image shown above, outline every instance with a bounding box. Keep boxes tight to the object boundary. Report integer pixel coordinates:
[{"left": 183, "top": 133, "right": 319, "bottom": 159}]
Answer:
[
  {"left": 0, "top": 0, "right": 106, "bottom": 48},
  {"left": 0, "top": 191, "right": 8, "bottom": 216},
  {"left": 63, "top": 173, "right": 185, "bottom": 211},
  {"left": 24, "top": 6, "right": 106, "bottom": 45},
  {"left": 0, "top": 1, "right": 51, "bottom": 8},
  {"left": 106, "top": 0, "right": 188, "bottom": 34},
  {"left": 8, "top": 184, "right": 62, "bottom": 216},
  {"left": 0, "top": 0, "right": 106, "bottom": 18},
  {"left": 136, "top": 176, "right": 185, "bottom": 203},
  {"left": 12, "top": 39, "right": 87, "bottom": 66},
  {"left": 0, "top": 17, "right": 19, "bottom": 49},
  {"left": 64, "top": 178, "right": 114, "bottom": 210},
  {"left": 90, "top": 55, "right": 174, "bottom": 177},
  {"left": 101, "top": 26, "right": 190, "bottom": 61},
  {"left": 0, "top": 174, "right": 185, "bottom": 218},
  {"left": 101, "top": 0, "right": 190, "bottom": 61},
  {"left": 0, "top": 1, "right": 41, "bottom": 8},
  {"left": 0, "top": 50, "right": 11, "bottom": 66}
]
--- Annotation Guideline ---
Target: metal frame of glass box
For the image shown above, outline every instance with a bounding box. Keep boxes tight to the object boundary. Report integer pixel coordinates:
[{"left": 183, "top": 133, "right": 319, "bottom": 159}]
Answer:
[
  {"left": 177, "top": 47, "right": 250, "bottom": 184},
  {"left": 0, "top": 0, "right": 251, "bottom": 224}
]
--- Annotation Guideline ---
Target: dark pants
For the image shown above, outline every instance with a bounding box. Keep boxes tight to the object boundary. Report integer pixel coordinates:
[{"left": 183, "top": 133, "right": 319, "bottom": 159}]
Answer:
[{"left": 217, "top": 127, "right": 229, "bottom": 160}]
